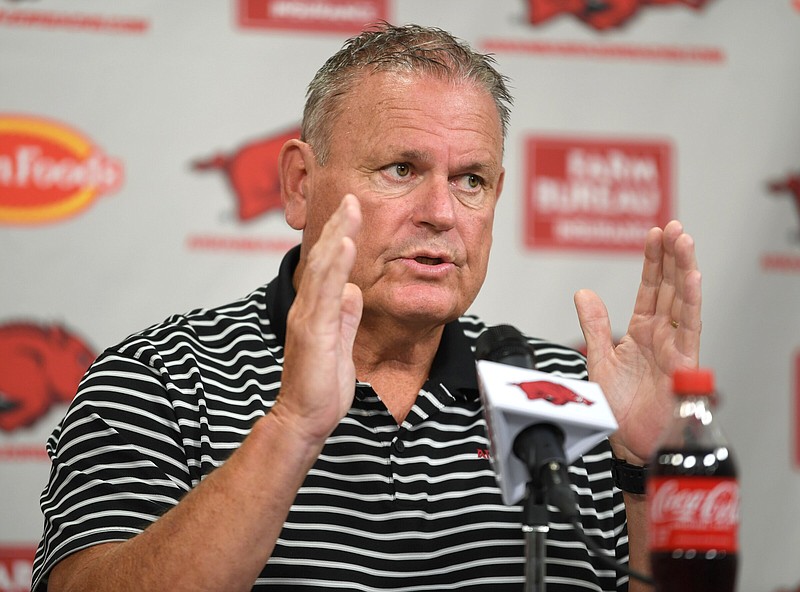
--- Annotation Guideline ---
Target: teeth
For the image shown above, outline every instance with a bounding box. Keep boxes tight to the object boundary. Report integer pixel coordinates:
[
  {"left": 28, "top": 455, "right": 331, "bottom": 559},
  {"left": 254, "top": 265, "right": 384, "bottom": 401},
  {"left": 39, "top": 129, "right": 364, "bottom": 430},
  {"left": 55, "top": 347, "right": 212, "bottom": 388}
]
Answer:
[{"left": 415, "top": 256, "right": 441, "bottom": 265}]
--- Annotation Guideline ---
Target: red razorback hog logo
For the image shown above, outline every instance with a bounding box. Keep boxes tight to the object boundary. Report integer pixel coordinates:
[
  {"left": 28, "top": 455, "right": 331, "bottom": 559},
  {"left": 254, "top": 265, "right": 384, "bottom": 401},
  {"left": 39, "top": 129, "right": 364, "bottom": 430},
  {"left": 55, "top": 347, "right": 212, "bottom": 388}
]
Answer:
[
  {"left": 513, "top": 381, "right": 595, "bottom": 406},
  {"left": 0, "top": 322, "right": 95, "bottom": 431},
  {"left": 528, "top": 0, "right": 713, "bottom": 31},
  {"left": 768, "top": 172, "right": 800, "bottom": 235},
  {"left": 192, "top": 126, "right": 300, "bottom": 222}
]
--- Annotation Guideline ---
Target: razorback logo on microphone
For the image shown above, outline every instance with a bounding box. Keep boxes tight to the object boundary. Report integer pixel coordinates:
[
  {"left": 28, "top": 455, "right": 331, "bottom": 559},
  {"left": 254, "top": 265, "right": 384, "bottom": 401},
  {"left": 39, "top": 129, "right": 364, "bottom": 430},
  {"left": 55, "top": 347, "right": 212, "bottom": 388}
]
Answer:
[
  {"left": 0, "top": 321, "right": 95, "bottom": 432},
  {"left": 527, "top": 0, "right": 714, "bottom": 31},
  {"left": 238, "top": 0, "right": 390, "bottom": 33},
  {"left": 0, "top": 114, "right": 124, "bottom": 225},
  {"left": 192, "top": 126, "right": 300, "bottom": 222},
  {"left": 514, "top": 381, "right": 595, "bottom": 406}
]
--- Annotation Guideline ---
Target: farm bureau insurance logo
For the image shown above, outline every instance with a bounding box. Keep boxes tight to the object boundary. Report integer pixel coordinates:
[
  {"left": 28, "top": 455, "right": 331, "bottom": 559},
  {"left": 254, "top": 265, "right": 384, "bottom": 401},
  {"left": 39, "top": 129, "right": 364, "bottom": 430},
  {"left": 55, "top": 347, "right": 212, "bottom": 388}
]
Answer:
[
  {"left": 238, "top": 0, "right": 389, "bottom": 33},
  {"left": 0, "top": 115, "right": 123, "bottom": 224},
  {"left": 524, "top": 135, "right": 672, "bottom": 252}
]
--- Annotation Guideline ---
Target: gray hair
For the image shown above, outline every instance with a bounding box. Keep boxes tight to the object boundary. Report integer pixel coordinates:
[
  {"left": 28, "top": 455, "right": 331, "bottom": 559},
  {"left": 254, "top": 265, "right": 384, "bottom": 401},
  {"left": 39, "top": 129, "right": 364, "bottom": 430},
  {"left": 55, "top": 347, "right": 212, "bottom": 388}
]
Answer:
[{"left": 301, "top": 22, "right": 513, "bottom": 165}]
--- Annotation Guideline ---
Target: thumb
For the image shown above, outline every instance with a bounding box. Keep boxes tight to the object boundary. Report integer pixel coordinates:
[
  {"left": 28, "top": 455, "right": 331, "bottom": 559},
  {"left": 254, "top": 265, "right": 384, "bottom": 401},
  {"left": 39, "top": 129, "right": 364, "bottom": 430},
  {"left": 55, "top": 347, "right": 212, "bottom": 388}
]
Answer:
[{"left": 574, "top": 289, "right": 613, "bottom": 365}]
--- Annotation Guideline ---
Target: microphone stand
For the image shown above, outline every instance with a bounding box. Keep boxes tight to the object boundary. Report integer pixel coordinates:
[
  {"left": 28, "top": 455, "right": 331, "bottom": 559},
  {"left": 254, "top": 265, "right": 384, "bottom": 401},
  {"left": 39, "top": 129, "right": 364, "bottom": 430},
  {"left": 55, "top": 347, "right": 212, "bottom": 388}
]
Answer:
[
  {"left": 521, "top": 473, "right": 549, "bottom": 592},
  {"left": 514, "top": 424, "right": 574, "bottom": 592}
]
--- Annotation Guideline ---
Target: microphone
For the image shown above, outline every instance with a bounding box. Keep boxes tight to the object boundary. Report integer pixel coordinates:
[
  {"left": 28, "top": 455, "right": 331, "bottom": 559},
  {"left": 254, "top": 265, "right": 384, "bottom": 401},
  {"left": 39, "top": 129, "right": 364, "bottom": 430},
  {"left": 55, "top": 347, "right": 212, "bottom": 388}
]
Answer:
[{"left": 475, "top": 325, "right": 618, "bottom": 506}]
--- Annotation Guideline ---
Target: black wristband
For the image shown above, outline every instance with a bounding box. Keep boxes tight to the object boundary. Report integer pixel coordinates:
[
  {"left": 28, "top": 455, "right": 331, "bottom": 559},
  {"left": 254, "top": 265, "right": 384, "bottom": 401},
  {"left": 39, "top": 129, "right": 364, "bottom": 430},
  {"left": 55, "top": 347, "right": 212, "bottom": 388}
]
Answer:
[{"left": 611, "top": 457, "right": 649, "bottom": 494}]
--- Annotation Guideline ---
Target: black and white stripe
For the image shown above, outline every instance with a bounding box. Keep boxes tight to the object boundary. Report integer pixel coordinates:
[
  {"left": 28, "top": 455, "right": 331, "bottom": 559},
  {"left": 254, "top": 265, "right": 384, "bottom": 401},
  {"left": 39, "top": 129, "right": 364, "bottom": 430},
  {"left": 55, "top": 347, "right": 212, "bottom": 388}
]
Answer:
[{"left": 32, "top": 259, "right": 629, "bottom": 591}]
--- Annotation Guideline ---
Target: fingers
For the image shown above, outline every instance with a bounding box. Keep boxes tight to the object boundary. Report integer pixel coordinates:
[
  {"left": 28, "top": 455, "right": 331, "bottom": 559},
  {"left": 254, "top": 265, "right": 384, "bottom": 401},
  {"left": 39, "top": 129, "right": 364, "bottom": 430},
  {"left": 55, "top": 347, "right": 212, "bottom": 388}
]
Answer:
[
  {"left": 296, "top": 194, "right": 362, "bottom": 326},
  {"left": 340, "top": 282, "right": 364, "bottom": 353},
  {"left": 675, "top": 267, "right": 702, "bottom": 360},
  {"left": 278, "top": 195, "right": 364, "bottom": 441},
  {"left": 633, "top": 219, "right": 702, "bottom": 360},
  {"left": 632, "top": 225, "right": 660, "bottom": 318},
  {"left": 634, "top": 221, "right": 695, "bottom": 316},
  {"left": 574, "top": 289, "right": 613, "bottom": 364}
]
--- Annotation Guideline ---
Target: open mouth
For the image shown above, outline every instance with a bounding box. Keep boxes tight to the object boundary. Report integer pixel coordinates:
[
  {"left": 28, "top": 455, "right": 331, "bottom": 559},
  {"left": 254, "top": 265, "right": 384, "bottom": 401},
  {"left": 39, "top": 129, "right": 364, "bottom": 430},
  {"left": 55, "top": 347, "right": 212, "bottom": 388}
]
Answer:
[{"left": 415, "top": 256, "right": 444, "bottom": 266}]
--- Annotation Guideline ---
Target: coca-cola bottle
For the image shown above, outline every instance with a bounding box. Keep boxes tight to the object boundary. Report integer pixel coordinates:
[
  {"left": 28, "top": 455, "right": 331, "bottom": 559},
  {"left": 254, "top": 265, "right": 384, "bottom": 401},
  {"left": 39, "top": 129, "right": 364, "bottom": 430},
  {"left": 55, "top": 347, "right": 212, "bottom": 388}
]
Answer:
[{"left": 647, "top": 368, "right": 739, "bottom": 592}]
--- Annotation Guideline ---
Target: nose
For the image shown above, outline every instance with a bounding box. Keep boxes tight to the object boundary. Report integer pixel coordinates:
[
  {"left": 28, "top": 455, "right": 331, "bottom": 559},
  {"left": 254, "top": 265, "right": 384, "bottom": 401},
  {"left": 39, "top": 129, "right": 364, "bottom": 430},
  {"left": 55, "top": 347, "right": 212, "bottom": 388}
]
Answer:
[{"left": 412, "top": 175, "right": 456, "bottom": 231}]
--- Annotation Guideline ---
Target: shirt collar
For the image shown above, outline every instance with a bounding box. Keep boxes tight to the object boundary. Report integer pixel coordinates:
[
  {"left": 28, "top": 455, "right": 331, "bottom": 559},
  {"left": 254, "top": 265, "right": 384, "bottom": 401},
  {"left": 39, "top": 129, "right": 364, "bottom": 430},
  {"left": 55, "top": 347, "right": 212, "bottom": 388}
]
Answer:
[
  {"left": 264, "top": 245, "right": 479, "bottom": 401},
  {"left": 263, "top": 244, "right": 301, "bottom": 348}
]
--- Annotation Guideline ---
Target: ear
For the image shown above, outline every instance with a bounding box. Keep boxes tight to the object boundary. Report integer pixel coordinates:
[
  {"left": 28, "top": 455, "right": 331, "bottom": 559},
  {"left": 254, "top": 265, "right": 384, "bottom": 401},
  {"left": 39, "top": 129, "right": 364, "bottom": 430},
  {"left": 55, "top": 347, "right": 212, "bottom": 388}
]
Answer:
[
  {"left": 495, "top": 167, "right": 505, "bottom": 204},
  {"left": 279, "top": 139, "right": 315, "bottom": 230}
]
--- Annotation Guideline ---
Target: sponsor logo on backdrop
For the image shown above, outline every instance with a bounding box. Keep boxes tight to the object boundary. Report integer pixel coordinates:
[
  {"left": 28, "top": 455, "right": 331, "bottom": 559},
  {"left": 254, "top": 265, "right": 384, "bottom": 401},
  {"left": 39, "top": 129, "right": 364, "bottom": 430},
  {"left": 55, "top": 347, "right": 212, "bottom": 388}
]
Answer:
[
  {"left": 193, "top": 127, "right": 300, "bottom": 222},
  {"left": 0, "top": 322, "right": 94, "bottom": 436},
  {"left": 0, "top": 4, "right": 149, "bottom": 33},
  {"left": 483, "top": 0, "right": 722, "bottom": 64},
  {"left": 237, "top": 0, "right": 389, "bottom": 33},
  {"left": 527, "top": 0, "right": 714, "bottom": 31},
  {"left": 796, "top": 352, "right": 800, "bottom": 469},
  {"left": 188, "top": 126, "right": 300, "bottom": 253},
  {"left": 0, "top": 546, "right": 35, "bottom": 592},
  {"left": 524, "top": 135, "right": 672, "bottom": 252},
  {"left": 0, "top": 115, "right": 124, "bottom": 225},
  {"left": 762, "top": 170, "right": 800, "bottom": 272}
]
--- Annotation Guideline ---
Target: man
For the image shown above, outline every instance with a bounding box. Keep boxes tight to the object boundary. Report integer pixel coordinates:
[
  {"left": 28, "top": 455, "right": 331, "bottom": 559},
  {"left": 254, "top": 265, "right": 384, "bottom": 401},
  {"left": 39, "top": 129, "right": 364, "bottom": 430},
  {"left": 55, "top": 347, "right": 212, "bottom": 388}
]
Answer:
[{"left": 32, "top": 23, "right": 701, "bottom": 592}]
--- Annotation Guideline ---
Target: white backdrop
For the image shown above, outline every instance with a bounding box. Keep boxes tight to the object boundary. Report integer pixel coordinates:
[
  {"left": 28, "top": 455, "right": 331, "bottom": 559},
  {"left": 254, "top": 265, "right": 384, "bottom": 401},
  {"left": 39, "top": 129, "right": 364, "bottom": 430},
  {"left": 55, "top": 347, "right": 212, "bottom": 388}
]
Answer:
[{"left": 2, "top": 1, "right": 800, "bottom": 590}]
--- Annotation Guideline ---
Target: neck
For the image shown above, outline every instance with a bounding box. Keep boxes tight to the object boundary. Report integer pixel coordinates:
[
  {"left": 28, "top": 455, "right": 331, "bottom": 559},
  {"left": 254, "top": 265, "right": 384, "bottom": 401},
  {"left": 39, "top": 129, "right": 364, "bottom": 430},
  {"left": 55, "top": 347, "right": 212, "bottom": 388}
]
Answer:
[{"left": 353, "top": 320, "right": 445, "bottom": 423}]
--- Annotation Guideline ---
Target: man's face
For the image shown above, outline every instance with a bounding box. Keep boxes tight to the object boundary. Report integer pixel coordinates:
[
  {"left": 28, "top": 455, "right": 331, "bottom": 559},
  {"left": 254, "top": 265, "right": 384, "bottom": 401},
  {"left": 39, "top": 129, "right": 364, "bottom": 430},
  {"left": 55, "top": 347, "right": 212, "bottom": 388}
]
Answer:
[{"left": 301, "top": 71, "right": 505, "bottom": 329}]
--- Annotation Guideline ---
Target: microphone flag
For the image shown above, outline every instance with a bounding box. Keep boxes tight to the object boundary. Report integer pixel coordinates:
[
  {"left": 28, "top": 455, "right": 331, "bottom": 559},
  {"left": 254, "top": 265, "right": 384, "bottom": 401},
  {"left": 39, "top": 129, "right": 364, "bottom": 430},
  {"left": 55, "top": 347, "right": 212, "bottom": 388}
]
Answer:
[{"left": 477, "top": 360, "right": 619, "bottom": 505}]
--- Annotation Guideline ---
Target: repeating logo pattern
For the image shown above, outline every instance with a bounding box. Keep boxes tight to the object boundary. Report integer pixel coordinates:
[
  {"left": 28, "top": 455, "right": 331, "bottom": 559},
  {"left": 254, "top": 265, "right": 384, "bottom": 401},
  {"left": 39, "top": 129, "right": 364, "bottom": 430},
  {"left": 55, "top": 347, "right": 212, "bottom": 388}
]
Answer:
[
  {"left": 0, "top": 322, "right": 95, "bottom": 432},
  {"left": 527, "top": 0, "right": 714, "bottom": 31},
  {"left": 524, "top": 135, "right": 672, "bottom": 252},
  {"left": 237, "top": 0, "right": 389, "bottom": 33},
  {"left": 193, "top": 127, "right": 300, "bottom": 222},
  {"left": 0, "top": 115, "right": 123, "bottom": 225}
]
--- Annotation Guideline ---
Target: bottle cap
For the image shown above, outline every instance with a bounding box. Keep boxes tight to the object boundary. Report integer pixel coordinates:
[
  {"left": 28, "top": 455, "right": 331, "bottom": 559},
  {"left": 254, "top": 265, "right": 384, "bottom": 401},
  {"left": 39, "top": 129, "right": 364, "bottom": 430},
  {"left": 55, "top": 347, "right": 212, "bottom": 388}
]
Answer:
[{"left": 673, "top": 368, "right": 715, "bottom": 395}]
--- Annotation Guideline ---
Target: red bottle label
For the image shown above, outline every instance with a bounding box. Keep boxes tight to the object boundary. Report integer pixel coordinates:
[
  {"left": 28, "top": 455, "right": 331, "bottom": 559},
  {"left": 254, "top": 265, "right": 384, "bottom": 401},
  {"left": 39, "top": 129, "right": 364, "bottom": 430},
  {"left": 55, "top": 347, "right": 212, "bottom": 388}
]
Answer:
[{"left": 648, "top": 477, "right": 739, "bottom": 552}]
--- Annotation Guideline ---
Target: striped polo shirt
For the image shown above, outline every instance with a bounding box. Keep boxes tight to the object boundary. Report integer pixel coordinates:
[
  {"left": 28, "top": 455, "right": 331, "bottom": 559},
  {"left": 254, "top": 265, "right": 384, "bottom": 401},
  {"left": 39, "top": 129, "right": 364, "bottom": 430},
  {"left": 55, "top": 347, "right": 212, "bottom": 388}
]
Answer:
[{"left": 32, "top": 246, "right": 629, "bottom": 591}]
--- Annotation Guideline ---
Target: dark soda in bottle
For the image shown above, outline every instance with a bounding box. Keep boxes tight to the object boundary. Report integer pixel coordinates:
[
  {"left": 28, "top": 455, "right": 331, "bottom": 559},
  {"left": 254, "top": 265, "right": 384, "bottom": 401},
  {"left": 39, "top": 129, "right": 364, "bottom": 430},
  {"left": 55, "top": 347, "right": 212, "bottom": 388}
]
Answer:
[{"left": 647, "top": 368, "right": 739, "bottom": 592}]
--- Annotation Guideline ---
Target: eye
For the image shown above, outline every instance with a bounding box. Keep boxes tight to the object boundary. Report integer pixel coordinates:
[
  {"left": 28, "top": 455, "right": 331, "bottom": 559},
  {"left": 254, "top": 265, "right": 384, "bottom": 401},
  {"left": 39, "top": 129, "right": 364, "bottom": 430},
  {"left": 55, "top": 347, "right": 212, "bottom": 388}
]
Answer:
[
  {"left": 452, "top": 172, "right": 489, "bottom": 208},
  {"left": 393, "top": 163, "right": 411, "bottom": 178},
  {"left": 466, "top": 174, "right": 482, "bottom": 189},
  {"left": 456, "top": 173, "right": 484, "bottom": 191}
]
